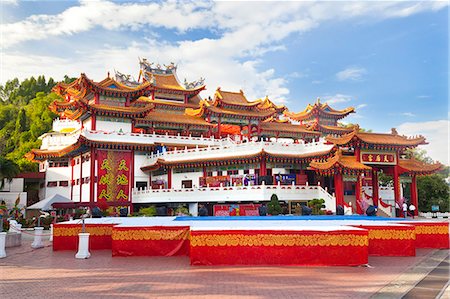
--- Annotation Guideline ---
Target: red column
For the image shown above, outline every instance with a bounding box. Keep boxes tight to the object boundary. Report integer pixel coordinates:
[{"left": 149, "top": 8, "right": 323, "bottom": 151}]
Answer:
[
  {"left": 79, "top": 155, "right": 83, "bottom": 203},
  {"left": 411, "top": 174, "right": 418, "bottom": 216},
  {"left": 260, "top": 155, "right": 267, "bottom": 177},
  {"left": 202, "top": 166, "right": 207, "bottom": 178},
  {"left": 217, "top": 117, "right": 221, "bottom": 138},
  {"left": 167, "top": 166, "right": 172, "bottom": 189},
  {"left": 355, "top": 174, "right": 363, "bottom": 214},
  {"left": 334, "top": 172, "right": 344, "bottom": 208},
  {"left": 184, "top": 94, "right": 188, "bottom": 104},
  {"left": 70, "top": 158, "right": 74, "bottom": 201},
  {"left": 393, "top": 165, "right": 402, "bottom": 215},
  {"left": 372, "top": 169, "right": 379, "bottom": 207},
  {"left": 94, "top": 93, "right": 99, "bottom": 104},
  {"left": 89, "top": 148, "right": 96, "bottom": 205},
  {"left": 91, "top": 114, "right": 96, "bottom": 131},
  {"left": 129, "top": 150, "right": 134, "bottom": 214}
]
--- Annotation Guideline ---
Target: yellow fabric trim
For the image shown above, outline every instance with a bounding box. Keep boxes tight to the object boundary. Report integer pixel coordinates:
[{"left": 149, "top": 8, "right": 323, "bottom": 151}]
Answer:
[{"left": 190, "top": 233, "right": 368, "bottom": 247}]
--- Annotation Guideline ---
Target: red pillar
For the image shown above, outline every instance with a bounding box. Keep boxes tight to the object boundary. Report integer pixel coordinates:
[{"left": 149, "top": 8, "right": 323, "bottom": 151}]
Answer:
[
  {"left": 411, "top": 174, "right": 418, "bottom": 216},
  {"left": 393, "top": 165, "right": 402, "bottom": 215},
  {"left": 355, "top": 174, "right": 363, "bottom": 214},
  {"left": 79, "top": 155, "right": 83, "bottom": 203},
  {"left": 372, "top": 169, "right": 379, "bottom": 207},
  {"left": 260, "top": 155, "right": 267, "bottom": 177},
  {"left": 202, "top": 166, "right": 207, "bottom": 178},
  {"left": 89, "top": 148, "right": 96, "bottom": 205},
  {"left": 217, "top": 117, "right": 221, "bottom": 138},
  {"left": 70, "top": 158, "right": 74, "bottom": 201},
  {"left": 129, "top": 150, "right": 134, "bottom": 214},
  {"left": 167, "top": 166, "right": 172, "bottom": 189},
  {"left": 334, "top": 172, "right": 344, "bottom": 208},
  {"left": 91, "top": 114, "right": 96, "bottom": 131}
]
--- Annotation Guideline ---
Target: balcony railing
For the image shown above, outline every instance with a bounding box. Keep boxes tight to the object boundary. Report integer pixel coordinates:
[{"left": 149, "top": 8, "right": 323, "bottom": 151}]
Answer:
[
  {"left": 132, "top": 183, "right": 337, "bottom": 212},
  {"left": 144, "top": 138, "right": 333, "bottom": 166}
]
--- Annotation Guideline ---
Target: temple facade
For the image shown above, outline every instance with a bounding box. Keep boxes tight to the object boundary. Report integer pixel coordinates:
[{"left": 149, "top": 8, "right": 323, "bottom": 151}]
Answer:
[{"left": 27, "top": 60, "right": 442, "bottom": 216}]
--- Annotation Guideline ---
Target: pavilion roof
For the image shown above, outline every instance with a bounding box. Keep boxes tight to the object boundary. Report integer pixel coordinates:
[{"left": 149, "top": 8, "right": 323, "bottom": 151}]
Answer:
[
  {"left": 257, "top": 96, "right": 286, "bottom": 112},
  {"left": 260, "top": 121, "right": 321, "bottom": 137},
  {"left": 214, "top": 88, "right": 261, "bottom": 107},
  {"left": 398, "top": 158, "right": 443, "bottom": 175},
  {"left": 309, "top": 150, "right": 371, "bottom": 175},
  {"left": 325, "top": 127, "right": 427, "bottom": 149},
  {"left": 285, "top": 99, "right": 355, "bottom": 121},
  {"left": 186, "top": 98, "right": 277, "bottom": 120},
  {"left": 26, "top": 143, "right": 84, "bottom": 162},
  {"left": 80, "top": 73, "right": 153, "bottom": 97},
  {"left": 308, "top": 122, "right": 355, "bottom": 135}
]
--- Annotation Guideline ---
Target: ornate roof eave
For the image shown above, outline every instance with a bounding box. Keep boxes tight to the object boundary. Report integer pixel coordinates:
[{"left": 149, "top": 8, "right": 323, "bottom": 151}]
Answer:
[
  {"left": 309, "top": 150, "right": 372, "bottom": 175},
  {"left": 325, "top": 128, "right": 427, "bottom": 149},
  {"left": 78, "top": 135, "right": 155, "bottom": 151},
  {"left": 26, "top": 142, "right": 86, "bottom": 162},
  {"left": 80, "top": 73, "right": 153, "bottom": 98},
  {"left": 398, "top": 158, "right": 443, "bottom": 175}
]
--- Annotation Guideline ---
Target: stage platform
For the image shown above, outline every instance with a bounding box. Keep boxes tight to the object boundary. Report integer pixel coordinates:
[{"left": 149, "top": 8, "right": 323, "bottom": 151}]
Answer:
[{"left": 53, "top": 216, "right": 449, "bottom": 266}]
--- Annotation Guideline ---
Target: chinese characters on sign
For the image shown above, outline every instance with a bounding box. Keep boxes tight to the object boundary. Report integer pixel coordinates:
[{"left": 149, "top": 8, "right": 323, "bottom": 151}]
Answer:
[
  {"left": 360, "top": 151, "right": 396, "bottom": 165},
  {"left": 97, "top": 150, "right": 132, "bottom": 203}
]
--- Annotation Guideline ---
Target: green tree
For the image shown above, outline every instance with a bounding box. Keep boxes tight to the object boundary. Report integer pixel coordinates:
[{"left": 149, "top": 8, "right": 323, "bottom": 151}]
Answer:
[
  {"left": 267, "top": 194, "right": 282, "bottom": 215},
  {"left": 416, "top": 175, "right": 449, "bottom": 212},
  {"left": 0, "top": 157, "right": 19, "bottom": 189}
]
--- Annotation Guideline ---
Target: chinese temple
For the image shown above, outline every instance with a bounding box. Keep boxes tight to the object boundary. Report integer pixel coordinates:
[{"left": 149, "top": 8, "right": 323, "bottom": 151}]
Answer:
[{"left": 27, "top": 60, "right": 442, "bottom": 216}]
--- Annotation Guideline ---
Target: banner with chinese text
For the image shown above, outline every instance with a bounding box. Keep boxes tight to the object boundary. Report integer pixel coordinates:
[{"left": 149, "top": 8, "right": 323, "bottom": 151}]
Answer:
[
  {"left": 360, "top": 151, "right": 396, "bottom": 165},
  {"left": 97, "top": 150, "right": 132, "bottom": 203}
]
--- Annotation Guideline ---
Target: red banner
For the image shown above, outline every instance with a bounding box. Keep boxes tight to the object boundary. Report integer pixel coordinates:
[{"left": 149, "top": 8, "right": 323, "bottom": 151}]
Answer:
[
  {"left": 97, "top": 150, "right": 132, "bottom": 203},
  {"left": 361, "top": 151, "right": 396, "bottom": 165}
]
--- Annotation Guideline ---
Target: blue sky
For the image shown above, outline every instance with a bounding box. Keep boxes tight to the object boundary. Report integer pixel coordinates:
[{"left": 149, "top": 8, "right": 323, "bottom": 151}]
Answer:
[{"left": 1, "top": 1, "right": 448, "bottom": 164}]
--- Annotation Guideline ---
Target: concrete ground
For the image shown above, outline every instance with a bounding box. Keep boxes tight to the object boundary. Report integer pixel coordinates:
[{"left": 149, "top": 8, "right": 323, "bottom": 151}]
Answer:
[{"left": 0, "top": 230, "right": 449, "bottom": 299}]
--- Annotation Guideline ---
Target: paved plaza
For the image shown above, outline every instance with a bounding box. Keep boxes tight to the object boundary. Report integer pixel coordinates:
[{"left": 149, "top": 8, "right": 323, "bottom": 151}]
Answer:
[{"left": 0, "top": 230, "right": 448, "bottom": 299}]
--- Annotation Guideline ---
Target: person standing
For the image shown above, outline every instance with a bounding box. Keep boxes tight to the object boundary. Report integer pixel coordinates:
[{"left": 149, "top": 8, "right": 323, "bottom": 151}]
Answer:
[
  {"left": 258, "top": 203, "right": 267, "bottom": 216},
  {"left": 402, "top": 202, "right": 408, "bottom": 218},
  {"left": 409, "top": 204, "right": 416, "bottom": 219}
]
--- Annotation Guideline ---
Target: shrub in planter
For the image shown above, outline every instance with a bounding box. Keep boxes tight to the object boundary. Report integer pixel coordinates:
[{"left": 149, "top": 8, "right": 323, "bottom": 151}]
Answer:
[
  {"left": 268, "top": 194, "right": 282, "bottom": 216},
  {"left": 138, "top": 206, "right": 157, "bottom": 217}
]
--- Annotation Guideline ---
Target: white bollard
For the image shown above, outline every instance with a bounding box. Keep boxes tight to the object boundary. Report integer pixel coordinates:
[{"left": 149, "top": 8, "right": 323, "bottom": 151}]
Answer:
[
  {"left": 49, "top": 224, "right": 53, "bottom": 242},
  {"left": 75, "top": 233, "right": 91, "bottom": 259},
  {"left": 0, "top": 232, "right": 6, "bottom": 258},
  {"left": 31, "top": 227, "right": 44, "bottom": 249},
  {"left": 8, "top": 220, "right": 18, "bottom": 233}
]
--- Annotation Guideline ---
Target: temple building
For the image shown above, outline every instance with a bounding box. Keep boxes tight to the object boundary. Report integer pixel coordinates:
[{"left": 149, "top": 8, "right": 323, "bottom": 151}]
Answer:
[{"left": 27, "top": 60, "right": 442, "bottom": 216}]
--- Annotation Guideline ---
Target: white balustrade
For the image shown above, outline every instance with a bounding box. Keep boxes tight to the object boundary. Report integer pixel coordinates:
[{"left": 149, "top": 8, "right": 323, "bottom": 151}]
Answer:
[
  {"left": 143, "top": 138, "right": 333, "bottom": 166},
  {"left": 132, "top": 184, "right": 336, "bottom": 212}
]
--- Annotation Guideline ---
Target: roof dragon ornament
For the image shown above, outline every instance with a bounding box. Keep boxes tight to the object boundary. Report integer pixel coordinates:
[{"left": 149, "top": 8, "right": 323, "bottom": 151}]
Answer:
[{"left": 184, "top": 77, "right": 205, "bottom": 89}]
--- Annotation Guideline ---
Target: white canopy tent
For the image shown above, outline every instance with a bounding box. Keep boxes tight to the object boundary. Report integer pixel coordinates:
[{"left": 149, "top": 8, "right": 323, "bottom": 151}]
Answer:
[{"left": 27, "top": 194, "right": 73, "bottom": 211}]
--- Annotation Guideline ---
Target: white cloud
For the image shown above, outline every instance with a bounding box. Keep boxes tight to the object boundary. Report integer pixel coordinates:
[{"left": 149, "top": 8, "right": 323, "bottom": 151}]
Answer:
[
  {"left": 417, "top": 95, "right": 431, "bottom": 99},
  {"left": 0, "top": 1, "right": 447, "bottom": 104},
  {"left": 356, "top": 104, "right": 367, "bottom": 110},
  {"left": 321, "top": 94, "right": 354, "bottom": 105},
  {"left": 397, "top": 120, "right": 449, "bottom": 165},
  {"left": 401, "top": 112, "right": 416, "bottom": 117},
  {"left": 336, "top": 67, "right": 367, "bottom": 81}
]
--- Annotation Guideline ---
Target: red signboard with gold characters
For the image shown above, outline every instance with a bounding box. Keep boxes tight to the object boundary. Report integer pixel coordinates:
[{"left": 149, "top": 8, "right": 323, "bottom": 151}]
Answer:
[
  {"left": 360, "top": 151, "right": 396, "bottom": 165},
  {"left": 97, "top": 150, "right": 132, "bottom": 203}
]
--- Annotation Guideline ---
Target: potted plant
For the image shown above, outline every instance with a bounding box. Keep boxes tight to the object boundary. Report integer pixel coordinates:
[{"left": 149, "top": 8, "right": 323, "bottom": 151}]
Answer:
[{"left": 267, "top": 194, "right": 282, "bottom": 216}]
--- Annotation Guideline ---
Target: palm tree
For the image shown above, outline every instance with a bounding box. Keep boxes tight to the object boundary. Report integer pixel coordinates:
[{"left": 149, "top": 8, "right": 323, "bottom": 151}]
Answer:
[{"left": 0, "top": 157, "right": 19, "bottom": 189}]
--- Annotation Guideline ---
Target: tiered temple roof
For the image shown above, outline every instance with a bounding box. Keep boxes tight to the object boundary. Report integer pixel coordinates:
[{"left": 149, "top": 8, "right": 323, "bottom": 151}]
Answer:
[
  {"left": 326, "top": 127, "right": 427, "bottom": 150},
  {"left": 185, "top": 88, "right": 278, "bottom": 121},
  {"left": 285, "top": 99, "right": 355, "bottom": 122}
]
